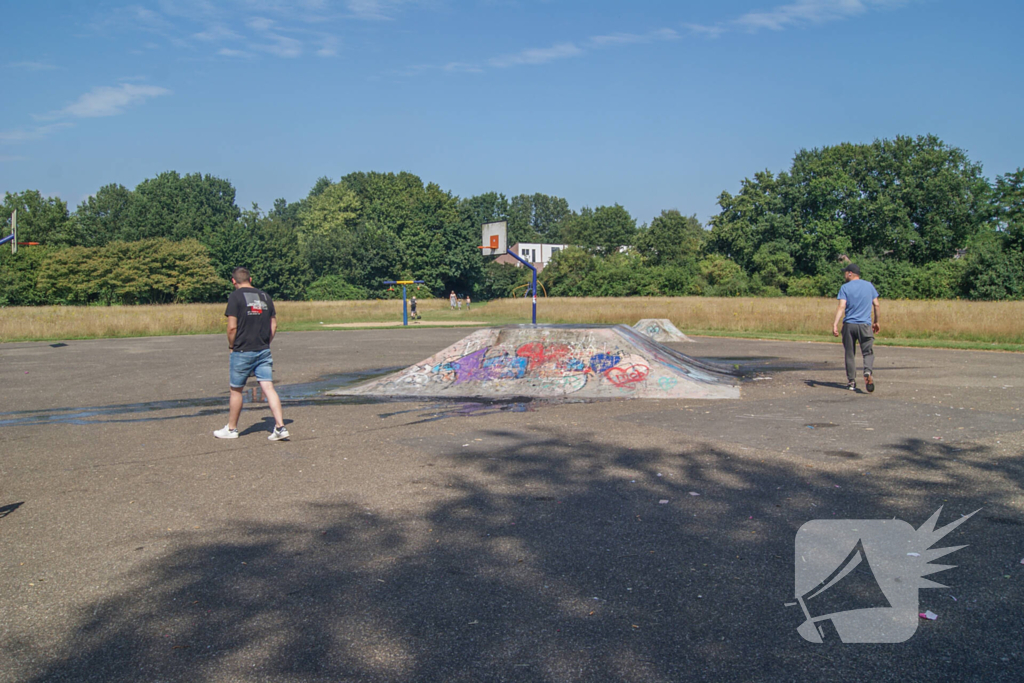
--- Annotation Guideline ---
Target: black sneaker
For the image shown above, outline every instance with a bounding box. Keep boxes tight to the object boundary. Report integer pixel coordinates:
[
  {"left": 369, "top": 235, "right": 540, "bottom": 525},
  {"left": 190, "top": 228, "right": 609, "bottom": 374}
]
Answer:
[
  {"left": 865, "top": 375, "right": 875, "bottom": 393},
  {"left": 847, "top": 381, "right": 857, "bottom": 391}
]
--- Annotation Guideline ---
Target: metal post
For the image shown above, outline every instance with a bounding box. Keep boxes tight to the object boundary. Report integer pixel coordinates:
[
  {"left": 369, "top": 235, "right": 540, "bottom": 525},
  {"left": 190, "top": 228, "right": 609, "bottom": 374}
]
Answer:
[
  {"left": 507, "top": 250, "right": 538, "bottom": 325},
  {"left": 402, "top": 285, "right": 408, "bottom": 326}
]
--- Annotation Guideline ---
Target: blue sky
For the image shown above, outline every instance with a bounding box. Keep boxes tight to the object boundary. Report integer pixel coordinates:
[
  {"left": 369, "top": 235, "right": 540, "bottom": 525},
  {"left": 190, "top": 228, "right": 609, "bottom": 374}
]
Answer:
[{"left": 2, "top": 0, "right": 1022, "bottom": 224}]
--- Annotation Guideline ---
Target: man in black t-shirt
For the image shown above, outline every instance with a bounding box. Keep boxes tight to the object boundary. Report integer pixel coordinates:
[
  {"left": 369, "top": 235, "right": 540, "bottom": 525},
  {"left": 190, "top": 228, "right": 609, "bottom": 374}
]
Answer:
[{"left": 214, "top": 267, "right": 289, "bottom": 441}]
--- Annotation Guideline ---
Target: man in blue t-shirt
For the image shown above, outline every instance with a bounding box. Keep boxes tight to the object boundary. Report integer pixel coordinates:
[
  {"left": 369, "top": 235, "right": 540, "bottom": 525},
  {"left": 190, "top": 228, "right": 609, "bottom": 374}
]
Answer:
[{"left": 832, "top": 264, "right": 881, "bottom": 392}]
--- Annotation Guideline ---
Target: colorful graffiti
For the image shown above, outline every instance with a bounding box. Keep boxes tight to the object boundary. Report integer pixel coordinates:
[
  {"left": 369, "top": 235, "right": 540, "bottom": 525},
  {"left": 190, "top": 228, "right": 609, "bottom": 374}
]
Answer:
[
  {"left": 605, "top": 364, "right": 650, "bottom": 388},
  {"left": 589, "top": 353, "right": 621, "bottom": 374},
  {"left": 335, "top": 325, "right": 740, "bottom": 400}
]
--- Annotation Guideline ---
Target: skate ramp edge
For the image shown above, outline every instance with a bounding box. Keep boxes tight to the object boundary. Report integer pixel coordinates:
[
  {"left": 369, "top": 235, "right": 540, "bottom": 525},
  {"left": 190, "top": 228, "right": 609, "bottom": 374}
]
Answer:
[{"left": 633, "top": 319, "right": 694, "bottom": 343}]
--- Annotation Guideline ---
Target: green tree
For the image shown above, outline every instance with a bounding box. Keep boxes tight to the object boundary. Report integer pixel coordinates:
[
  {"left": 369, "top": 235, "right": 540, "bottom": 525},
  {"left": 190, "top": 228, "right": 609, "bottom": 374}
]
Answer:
[
  {"left": 297, "top": 182, "right": 362, "bottom": 280},
  {"left": 695, "top": 255, "right": 749, "bottom": 296},
  {"left": 463, "top": 192, "right": 510, "bottom": 233},
  {"left": 993, "top": 168, "right": 1024, "bottom": 251},
  {"left": 36, "top": 238, "right": 224, "bottom": 305},
  {"left": 0, "top": 246, "right": 55, "bottom": 305},
  {"left": 708, "top": 135, "right": 991, "bottom": 280},
  {"left": 506, "top": 193, "right": 572, "bottom": 244},
  {"left": 2, "top": 190, "right": 76, "bottom": 246},
  {"left": 564, "top": 204, "right": 637, "bottom": 255},
  {"left": 306, "top": 274, "right": 368, "bottom": 300},
  {"left": 540, "top": 247, "right": 597, "bottom": 296},
  {"left": 123, "top": 171, "right": 241, "bottom": 245},
  {"left": 74, "top": 184, "right": 134, "bottom": 247},
  {"left": 634, "top": 210, "right": 704, "bottom": 266},
  {"left": 477, "top": 261, "right": 530, "bottom": 299}
]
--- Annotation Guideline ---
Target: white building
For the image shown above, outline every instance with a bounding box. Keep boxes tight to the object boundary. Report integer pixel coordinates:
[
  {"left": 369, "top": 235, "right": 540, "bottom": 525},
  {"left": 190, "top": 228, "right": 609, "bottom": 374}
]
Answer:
[{"left": 495, "top": 242, "right": 567, "bottom": 271}]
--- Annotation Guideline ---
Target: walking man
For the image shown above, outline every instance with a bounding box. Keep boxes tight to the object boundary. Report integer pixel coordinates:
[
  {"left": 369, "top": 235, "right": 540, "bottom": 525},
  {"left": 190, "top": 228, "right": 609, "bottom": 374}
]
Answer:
[
  {"left": 215, "top": 267, "right": 290, "bottom": 440},
  {"left": 832, "top": 264, "right": 881, "bottom": 392}
]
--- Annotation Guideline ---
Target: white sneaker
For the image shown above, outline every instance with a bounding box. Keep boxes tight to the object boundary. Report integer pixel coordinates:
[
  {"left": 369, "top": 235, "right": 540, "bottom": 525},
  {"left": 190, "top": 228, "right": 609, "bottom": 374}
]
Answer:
[
  {"left": 269, "top": 426, "right": 290, "bottom": 441},
  {"left": 214, "top": 425, "right": 239, "bottom": 439}
]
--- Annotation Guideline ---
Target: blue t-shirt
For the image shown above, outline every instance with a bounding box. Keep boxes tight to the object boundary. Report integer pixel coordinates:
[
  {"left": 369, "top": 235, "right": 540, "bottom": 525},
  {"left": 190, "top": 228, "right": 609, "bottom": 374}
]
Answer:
[{"left": 837, "top": 279, "right": 879, "bottom": 325}]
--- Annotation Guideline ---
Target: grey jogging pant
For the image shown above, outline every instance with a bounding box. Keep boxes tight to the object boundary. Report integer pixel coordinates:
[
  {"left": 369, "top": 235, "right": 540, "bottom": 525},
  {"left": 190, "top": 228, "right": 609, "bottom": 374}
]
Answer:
[{"left": 842, "top": 323, "right": 874, "bottom": 381}]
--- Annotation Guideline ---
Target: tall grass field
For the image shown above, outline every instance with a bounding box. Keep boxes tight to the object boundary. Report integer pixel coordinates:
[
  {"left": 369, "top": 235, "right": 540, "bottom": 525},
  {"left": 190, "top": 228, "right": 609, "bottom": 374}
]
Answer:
[{"left": 2, "top": 297, "right": 1023, "bottom": 350}]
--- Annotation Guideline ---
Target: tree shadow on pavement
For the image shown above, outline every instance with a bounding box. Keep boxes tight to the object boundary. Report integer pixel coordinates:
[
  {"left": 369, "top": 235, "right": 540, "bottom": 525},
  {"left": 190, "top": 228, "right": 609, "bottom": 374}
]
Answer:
[
  {"left": 7, "top": 433, "right": 1022, "bottom": 683},
  {"left": 0, "top": 502, "right": 23, "bottom": 520}
]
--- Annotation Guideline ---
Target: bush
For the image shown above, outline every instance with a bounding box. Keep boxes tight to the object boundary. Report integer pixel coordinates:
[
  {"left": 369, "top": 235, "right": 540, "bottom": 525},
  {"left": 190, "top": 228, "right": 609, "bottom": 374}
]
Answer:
[
  {"left": 962, "top": 247, "right": 1024, "bottom": 300},
  {"left": 306, "top": 274, "right": 368, "bottom": 301},
  {"left": 0, "top": 247, "right": 55, "bottom": 306},
  {"left": 695, "top": 256, "right": 749, "bottom": 296},
  {"left": 34, "top": 239, "right": 225, "bottom": 305}
]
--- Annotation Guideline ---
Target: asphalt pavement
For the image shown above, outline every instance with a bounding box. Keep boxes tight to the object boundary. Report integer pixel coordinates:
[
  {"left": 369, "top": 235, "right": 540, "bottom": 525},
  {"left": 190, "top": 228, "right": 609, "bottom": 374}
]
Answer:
[{"left": 1, "top": 329, "right": 1021, "bottom": 682}]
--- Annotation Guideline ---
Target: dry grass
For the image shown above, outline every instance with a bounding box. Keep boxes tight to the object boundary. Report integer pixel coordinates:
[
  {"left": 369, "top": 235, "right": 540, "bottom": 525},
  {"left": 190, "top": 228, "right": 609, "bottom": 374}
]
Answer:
[
  {"left": 0, "top": 304, "right": 226, "bottom": 343},
  {"left": 2, "top": 297, "right": 1023, "bottom": 347},
  {"left": 0, "top": 299, "right": 462, "bottom": 343},
  {"left": 485, "top": 297, "right": 1024, "bottom": 345}
]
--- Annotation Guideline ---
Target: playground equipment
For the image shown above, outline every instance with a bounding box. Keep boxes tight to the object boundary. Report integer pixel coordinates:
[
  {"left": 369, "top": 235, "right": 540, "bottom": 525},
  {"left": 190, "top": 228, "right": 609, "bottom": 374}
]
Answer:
[
  {"left": 480, "top": 220, "right": 539, "bottom": 324},
  {"left": 512, "top": 281, "right": 547, "bottom": 299},
  {"left": 382, "top": 279, "right": 425, "bottom": 326},
  {"left": 0, "top": 211, "right": 39, "bottom": 254}
]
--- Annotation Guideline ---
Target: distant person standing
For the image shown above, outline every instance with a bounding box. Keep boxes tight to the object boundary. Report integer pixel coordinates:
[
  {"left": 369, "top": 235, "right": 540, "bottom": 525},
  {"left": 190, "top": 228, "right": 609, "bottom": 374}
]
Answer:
[
  {"left": 449, "top": 291, "right": 457, "bottom": 310},
  {"left": 409, "top": 296, "right": 419, "bottom": 320},
  {"left": 465, "top": 295, "right": 471, "bottom": 311},
  {"left": 457, "top": 295, "right": 463, "bottom": 311},
  {"left": 832, "top": 264, "right": 881, "bottom": 392},
  {"left": 215, "top": 267, "right": 289, "bottom": 440}
]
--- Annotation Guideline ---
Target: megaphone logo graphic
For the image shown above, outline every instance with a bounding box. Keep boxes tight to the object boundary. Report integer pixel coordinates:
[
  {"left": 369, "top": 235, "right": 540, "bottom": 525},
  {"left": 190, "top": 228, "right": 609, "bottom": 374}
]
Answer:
[{"left": 789, "top": 508, "right": 977, "bottom": 643}]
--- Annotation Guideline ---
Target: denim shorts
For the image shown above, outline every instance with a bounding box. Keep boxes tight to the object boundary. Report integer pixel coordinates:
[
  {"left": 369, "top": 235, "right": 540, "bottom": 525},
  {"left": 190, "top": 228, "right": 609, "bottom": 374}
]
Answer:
[{"left": 229, "top": 349, "right": 273, "bottom": 388}]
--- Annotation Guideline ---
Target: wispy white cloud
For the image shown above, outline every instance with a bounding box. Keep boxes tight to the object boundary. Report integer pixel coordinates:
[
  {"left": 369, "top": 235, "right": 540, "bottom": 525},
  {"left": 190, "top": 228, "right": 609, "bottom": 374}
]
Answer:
[
  {"left": 218, "top": 47, "right": 253, "bottom": 57},
  {"left": 489, "top": 42, "right": 583, "bottom": 68},
  {"left": 193, "top": 24, "right": 242, "bottom": 41},
  {"left": 255, "top": 34, "right": 304, "bottom": 57},
  {"left": 726, "top": 0, "right": 909, "bottom": 34},
  {"left": 443, "top": 61, "right": 483, "bottom": 74},
  {"left": 0, "top": 123, "right": 74, "bottom": 145},
  {"left": 316, "top": 35, "right": 339, "bottom": 56},
  {"left": 52, "top": 84, "right": 172, "bottom": 119},
  {"left": 345, "top": 0, "right": 415, "bottom": 21},
  {"left": 246, "top": 16, "right": 276, "bottom": 31},
  {"left": 682, "top": 22, "right": 726, "bottom": 39},
  {"left": 588, "top": 28, "right": 679, "bottom": 48},
  {"left": 7, "top": 61, "right": 59, "bottom": 71},
  {"left": 0, "top": 155, "right": 30, "bottom": 162}
]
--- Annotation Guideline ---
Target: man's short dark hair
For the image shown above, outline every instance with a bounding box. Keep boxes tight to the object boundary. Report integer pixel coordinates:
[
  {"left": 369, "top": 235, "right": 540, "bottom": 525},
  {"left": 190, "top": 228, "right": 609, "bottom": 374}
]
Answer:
[
  {"left": 232, "top": 267, "right": 251, "bottom": 283},
  {"left": 843, "top": 263, "right": 861, "bottom": 276}
]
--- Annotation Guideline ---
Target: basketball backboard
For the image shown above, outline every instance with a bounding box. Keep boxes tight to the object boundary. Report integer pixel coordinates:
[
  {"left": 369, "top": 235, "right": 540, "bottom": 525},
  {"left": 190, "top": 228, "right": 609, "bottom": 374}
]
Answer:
[{"left": 480, "top": 221, "right": 507, "bottom": 256}]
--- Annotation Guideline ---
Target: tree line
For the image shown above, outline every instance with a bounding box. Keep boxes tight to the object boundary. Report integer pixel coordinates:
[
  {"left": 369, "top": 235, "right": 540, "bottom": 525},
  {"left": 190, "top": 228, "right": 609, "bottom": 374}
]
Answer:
[{"left": 2, "top": 134, "right": 1022, "bottom": 306}]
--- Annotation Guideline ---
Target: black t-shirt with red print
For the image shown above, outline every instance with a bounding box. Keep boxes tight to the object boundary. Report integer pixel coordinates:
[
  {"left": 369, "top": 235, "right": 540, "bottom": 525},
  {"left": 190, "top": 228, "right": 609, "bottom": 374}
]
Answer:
[{"left": 225, "top": 287, "right": 276, "bottom": 352}]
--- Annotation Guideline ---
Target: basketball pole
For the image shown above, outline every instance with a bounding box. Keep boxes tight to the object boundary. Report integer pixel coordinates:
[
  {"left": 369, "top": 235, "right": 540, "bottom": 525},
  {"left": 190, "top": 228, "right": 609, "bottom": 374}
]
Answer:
[
  {"left": 0, "top": 210, "right": 15, "bottom": 253},
  {"left": 506, "top": 250, "right": 538, "bottom": 325}
]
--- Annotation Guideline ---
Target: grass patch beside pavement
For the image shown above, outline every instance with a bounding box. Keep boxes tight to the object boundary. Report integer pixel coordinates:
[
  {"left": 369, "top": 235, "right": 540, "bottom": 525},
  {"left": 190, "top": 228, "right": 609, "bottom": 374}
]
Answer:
[{"left": 2, "top": 297, "right": 1023, "bottom": 352}]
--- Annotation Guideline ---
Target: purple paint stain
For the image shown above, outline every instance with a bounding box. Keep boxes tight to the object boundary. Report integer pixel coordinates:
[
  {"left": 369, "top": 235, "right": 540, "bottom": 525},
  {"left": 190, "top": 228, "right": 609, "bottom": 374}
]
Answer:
[{"left": 451, "top": 348, "right": 489, "bottom": 385}]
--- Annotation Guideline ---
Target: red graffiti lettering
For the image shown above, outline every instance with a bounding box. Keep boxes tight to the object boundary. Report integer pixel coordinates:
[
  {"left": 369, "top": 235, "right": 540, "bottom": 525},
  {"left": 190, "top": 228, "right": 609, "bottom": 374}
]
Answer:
[
  {"left": 516, "top": 342, "right": 571, "bottom": 370},
  {"left": 604, "top": 364, "right": 650, "bottom": 388}
]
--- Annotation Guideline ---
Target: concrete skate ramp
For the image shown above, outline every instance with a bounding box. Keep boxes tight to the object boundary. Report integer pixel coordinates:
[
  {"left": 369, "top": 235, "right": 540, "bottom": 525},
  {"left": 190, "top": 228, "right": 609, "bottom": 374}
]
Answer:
[
  {"left": 634, "top": 319, "right": 693, "bottom": 343},
  {"left": 329, "top": 325, "right": 739, "bottom": 400}
]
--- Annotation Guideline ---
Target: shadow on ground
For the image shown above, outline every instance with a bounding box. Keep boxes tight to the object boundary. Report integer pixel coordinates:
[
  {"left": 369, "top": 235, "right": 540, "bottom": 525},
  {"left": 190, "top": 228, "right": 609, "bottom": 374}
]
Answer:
[{"left": 8, "top": 433, "right": 1023, "bottom": 682}]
